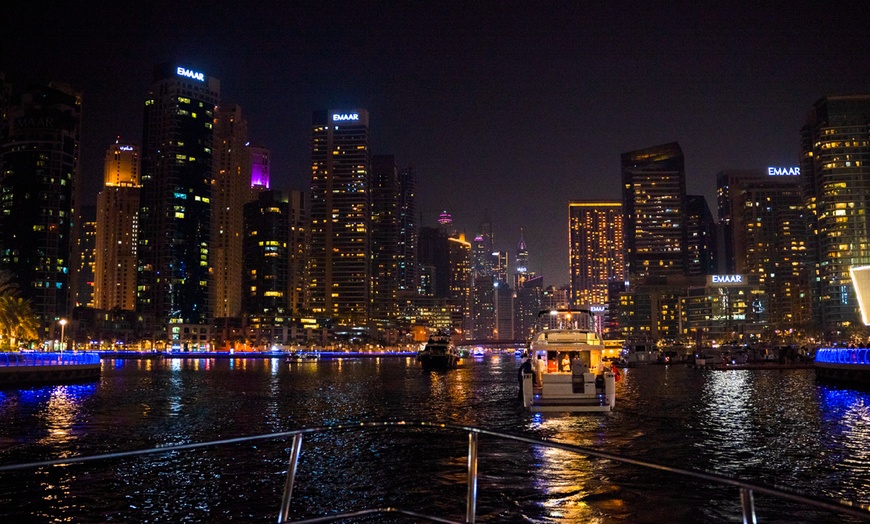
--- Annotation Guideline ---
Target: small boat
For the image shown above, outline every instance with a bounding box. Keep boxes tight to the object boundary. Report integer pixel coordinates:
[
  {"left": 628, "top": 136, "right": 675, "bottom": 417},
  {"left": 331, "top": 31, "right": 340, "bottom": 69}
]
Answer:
[
  {"left": 521, "top": 309, "right": 616, "bottom": 412},
  {"left": 287, "top": 350, "right": 320, "bottom": 363},
  {"left": 417, "top": 333, "right": 460, "bottom": 371}
]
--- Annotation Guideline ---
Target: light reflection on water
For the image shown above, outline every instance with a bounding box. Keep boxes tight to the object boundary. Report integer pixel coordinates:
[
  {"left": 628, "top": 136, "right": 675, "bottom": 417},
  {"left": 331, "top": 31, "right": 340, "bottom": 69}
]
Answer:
[{"left": 1, "top": 359, "right": 870, "bottom": 522}]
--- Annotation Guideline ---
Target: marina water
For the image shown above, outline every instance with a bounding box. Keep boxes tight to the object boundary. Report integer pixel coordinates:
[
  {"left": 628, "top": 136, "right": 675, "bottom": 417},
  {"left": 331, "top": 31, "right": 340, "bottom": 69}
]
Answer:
[{"left": 1, "top": 354, "right": 869, "bottom": 522}]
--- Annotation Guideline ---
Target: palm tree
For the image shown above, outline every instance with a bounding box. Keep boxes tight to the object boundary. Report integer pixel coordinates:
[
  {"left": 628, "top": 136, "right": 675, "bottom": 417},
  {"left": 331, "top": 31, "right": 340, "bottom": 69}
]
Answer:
[{"left": 0, "top": 296, "right": 40, "bottom": 350}]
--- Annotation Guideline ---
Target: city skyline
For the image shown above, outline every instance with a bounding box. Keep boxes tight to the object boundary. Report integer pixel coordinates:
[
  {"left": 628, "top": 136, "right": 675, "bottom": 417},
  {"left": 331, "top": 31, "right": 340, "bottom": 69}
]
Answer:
[{"left": 4, "top": 2, "right": 869, "bottom": 284}]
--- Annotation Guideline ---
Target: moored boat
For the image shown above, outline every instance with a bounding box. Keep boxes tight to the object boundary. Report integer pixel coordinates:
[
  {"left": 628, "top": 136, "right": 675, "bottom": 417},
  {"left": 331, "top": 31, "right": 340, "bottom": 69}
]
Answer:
[
  {"left": 417, "top": 333, "right": 460, "bottom": 371},
  {"left": 522, "top": 309, "right": 616, "bottom": 412}
]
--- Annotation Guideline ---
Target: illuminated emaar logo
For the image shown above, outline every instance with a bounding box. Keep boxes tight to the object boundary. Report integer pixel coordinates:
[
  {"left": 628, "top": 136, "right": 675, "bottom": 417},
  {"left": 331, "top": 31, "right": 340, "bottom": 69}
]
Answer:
[
  {"left": 711, "top": 275, "right": 743, "bottom": 284},
  {"left": 332, "top": 113, "right": 359, "bottom": 122},
  {"left": 118, "top": 145, "right": 134, "bottom": 151},
  {"left": 176, "top": 67, "right": 205, "bottom": 82},
  {"left": 767, "top": 166, "right": 800, "bottom": 176}
]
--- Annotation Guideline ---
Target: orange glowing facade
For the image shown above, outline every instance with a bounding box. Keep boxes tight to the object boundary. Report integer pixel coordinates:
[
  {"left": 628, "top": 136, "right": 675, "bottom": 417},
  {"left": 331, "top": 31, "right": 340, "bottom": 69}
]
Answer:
[
  {"left": 568, "top": 201, "right": 625, "bottom": 307},
  {"left": 94, "top": 142, "right": 140, "bottom": 311}
]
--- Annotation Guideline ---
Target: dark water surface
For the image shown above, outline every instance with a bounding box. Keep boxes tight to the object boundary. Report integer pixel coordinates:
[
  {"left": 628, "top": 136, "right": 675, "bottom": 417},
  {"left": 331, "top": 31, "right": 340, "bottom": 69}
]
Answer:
[{"left": 1, "top": 355, "right": 869, "bottom": 523}]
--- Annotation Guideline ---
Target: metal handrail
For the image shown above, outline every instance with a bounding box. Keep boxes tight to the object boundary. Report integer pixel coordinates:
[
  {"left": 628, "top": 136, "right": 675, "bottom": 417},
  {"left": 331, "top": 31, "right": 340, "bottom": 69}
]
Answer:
[
  {"left": 0, "top": 351, "right": 101, "bottom": 367},
  {"left": 1, "top": 420, "right": 868, "bottom": 523}
]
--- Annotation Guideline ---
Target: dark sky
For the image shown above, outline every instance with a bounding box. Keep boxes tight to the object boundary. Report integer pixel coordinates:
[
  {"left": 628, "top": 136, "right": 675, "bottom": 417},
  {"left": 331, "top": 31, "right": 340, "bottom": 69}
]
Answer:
[{"left": 4, "top": 2, "right": 869, "bottom": 285}]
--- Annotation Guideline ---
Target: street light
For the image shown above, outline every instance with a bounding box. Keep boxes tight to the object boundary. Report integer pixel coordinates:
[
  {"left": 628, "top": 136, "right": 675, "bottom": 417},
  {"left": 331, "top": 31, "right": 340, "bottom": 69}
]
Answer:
[{"left": 59, "top": 319, "right": 67, "bottom": 352}]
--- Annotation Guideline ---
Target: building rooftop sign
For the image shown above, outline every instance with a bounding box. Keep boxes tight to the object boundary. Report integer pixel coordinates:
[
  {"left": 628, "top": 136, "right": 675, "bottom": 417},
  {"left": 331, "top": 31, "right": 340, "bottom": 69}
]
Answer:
[{"left": 768, "top": 167, "right": 800, "bottom": 176}]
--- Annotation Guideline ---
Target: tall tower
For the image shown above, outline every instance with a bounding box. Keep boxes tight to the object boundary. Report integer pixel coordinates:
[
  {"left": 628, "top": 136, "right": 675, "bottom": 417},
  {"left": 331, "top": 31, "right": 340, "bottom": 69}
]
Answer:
[
  {"left": 94, "top": 141, "right": 140, "bottom": 311},
  {"left": 0, "top": 82, "right": 81, "bottom": 333},
  {"left": 308, "top": 109, "right": 370, "bottom": 325},
  {"left": 211, "top": 105, "right": 249, "bottom": 320},
  {"left": 371, "top": 155, "right": 399, "bottom": 322},
  {"left": 138, "top": 64, "right": 219, "bottom": 330},
  {"left": 397, "top": 166, "right": 418, "bottom": 292},
  {"left": 514, "top": 229, "right": 529, "bottom": 289},
  {"left": 801, "top": 95, "right": 870, "bottom": 332},
  {"left": 685, "top": 194, "right": 717, "bottom": 276},
  {"left": 621, "top": 142, "right": 687, "bottom": 281},
  {"left": 568, "top": 201, "right": 625, "bottom": 306}
]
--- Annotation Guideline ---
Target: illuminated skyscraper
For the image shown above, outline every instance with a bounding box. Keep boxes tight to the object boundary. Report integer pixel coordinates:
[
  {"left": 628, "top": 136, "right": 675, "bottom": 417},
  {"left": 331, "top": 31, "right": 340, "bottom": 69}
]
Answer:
[
  {"left": 621, "top": 142, "right": 687, "bottom": 280},
  {"left": 308, "top": 109, "right": 370, "bottom": 325},
  {"left": 0, "top": 81, "right": 81, "bottom": 334},
  {"left": 801, "top": 95, "right": 870, "bottom": 332},
  {"left": 211, "top": 105, "right": 249, "bottom": 320},
  {"left": 94, "top": 141, "right": 140, "bottom": 311},
  {"left": 138, "top": 64, "right": 218, "bottom": 331},
  {"left": 568, "top": 201, "right": 625, "bottom": 307}
]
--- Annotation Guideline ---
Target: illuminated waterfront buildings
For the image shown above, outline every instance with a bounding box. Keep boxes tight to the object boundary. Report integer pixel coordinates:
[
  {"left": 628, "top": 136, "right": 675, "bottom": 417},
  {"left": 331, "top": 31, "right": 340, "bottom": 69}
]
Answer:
[
  {"left": 397, "top": 166, "right": 418, "bottom": 293},
  {"left": 0, "top": 81, "right": 81, "bottom": 336},
  {"left": 308, "top": 109, "right": 370, "bottom": 325},
  {"left": 211, "top": 105, "right": 249, "bottom": 320},
  {"left": 94, "top": 141, "right": 140, "bottom": 311},
  {"left": 137, "top": 64, "right": 218, "bottom": 332},
  {"left": 801, "top": 95, "right": 870, "bottom": 333}
]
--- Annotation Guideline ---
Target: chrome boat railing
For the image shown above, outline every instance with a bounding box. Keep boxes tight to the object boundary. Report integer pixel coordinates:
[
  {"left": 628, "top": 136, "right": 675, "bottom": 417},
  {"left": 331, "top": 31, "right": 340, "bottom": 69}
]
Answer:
[{"left": 1, "top": 420, "right": 868, "bottom": 523}]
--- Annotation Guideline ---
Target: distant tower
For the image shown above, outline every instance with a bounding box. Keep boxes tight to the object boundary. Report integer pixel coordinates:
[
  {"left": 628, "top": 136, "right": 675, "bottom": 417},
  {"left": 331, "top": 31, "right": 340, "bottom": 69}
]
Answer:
[
  {"left": 397, "top": 166, "right": 418, "bottom": 292},
  {"left": 75, "top": 205, "right": 97, "bottom": 309},
  {"left": 514, "top": 229, "right": 529, "bottom": 288},
  {"left": 94, "top": 141, "right": 140, "bottom": 311},
  {"left": 308, "top": 109, "right": 370, "bottom": 324},
  {"left": 211, "top": 105, "right": 249, "bottom": 320},
  {"left": 249, "top": 145, "right": 270, "bottom": 200},
  {"left": 621, "top": 142, "right": 687, "bottom": 280},
  {"left": 138, "top": 63, "right": 219, "bottom": 329},
  {"left": 0, "top": 82, "right": 81, "bottom": 333},
  {"left": 371, "top": 155, "right": 400, "bottom": 321}
]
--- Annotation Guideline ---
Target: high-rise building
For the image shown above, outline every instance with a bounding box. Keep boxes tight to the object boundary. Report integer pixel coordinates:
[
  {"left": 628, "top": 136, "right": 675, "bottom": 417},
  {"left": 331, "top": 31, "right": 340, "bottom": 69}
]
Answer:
[
  {"left": 370, "top": 155, "right": 399, "bottom": 322},
  {"left": 685, "top": 194, "right": 717, "bottom": 276},
  {"left": 569, "top": 201, "right": 625, "bottom": 307},
  {"left": 94, "top": 142, "right": 140, "bottom": 311},
  {"left": 448, "top": 236, "right": 472, "bottom": 335},
  {"left": 716, "top": 169, "right": 766, "bottom": 274},
  {"left": 211, "top": 105, "right": 249, "bottom": 320},
  {"left": 74, "top": 205, "right": 96, "bottom": 309},
  {"left": 801, "top": 95, "right": 870, "bottom": 333},
  {"left": 717, "top": 169, "right": 811, "bottom": 329},
  {"left": 397, "top": 166, "right": 418, "bottom": 292},
  {"left": 738, "top": 179, "right": 809, "bottom": 328},
  {"left": 0, "top": 81, "right": 81, "bottom": 334},
  {"left": 138, "top": 64, "right": 218, "bottom": 332},
  {"left": 243, "top": 190, "right": 298, "bottom": 316},
  {"left": 514, "top": 229, "right": 529, "bottom": 289},
  {"left": 622, "top": 142, "right": 688, "bottom": 280},
  {"left": 308, "top": 109, "right": 370, "bottom": 325}
]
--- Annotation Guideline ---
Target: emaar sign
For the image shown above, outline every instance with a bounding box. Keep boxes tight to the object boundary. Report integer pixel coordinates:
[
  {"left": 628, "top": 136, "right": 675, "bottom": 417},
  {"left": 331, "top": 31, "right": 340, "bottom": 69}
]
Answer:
[
  {"left": 768, "top": 166, "right": 800, "bottom": 176},
  {"left": 708, "top": 274, "right": 744, "bottom": 286},
  {"left": 332, "top": 113, "right": 359, "bottom": 122},
  {"left": 176, "top": 67, "right": 205, "bottom": 82}
]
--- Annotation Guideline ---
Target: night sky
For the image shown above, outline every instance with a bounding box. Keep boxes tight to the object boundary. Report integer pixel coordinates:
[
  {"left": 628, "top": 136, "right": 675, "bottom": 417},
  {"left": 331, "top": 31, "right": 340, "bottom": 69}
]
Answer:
[{"left": 4, "top": 2, "right": 869, "bottom": 285}]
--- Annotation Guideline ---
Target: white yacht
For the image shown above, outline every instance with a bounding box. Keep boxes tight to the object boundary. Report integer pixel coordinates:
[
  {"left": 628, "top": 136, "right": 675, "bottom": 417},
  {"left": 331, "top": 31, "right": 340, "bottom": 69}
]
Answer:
[{"left": 522, "top": 309, "right": 616, "bottom": 412}]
